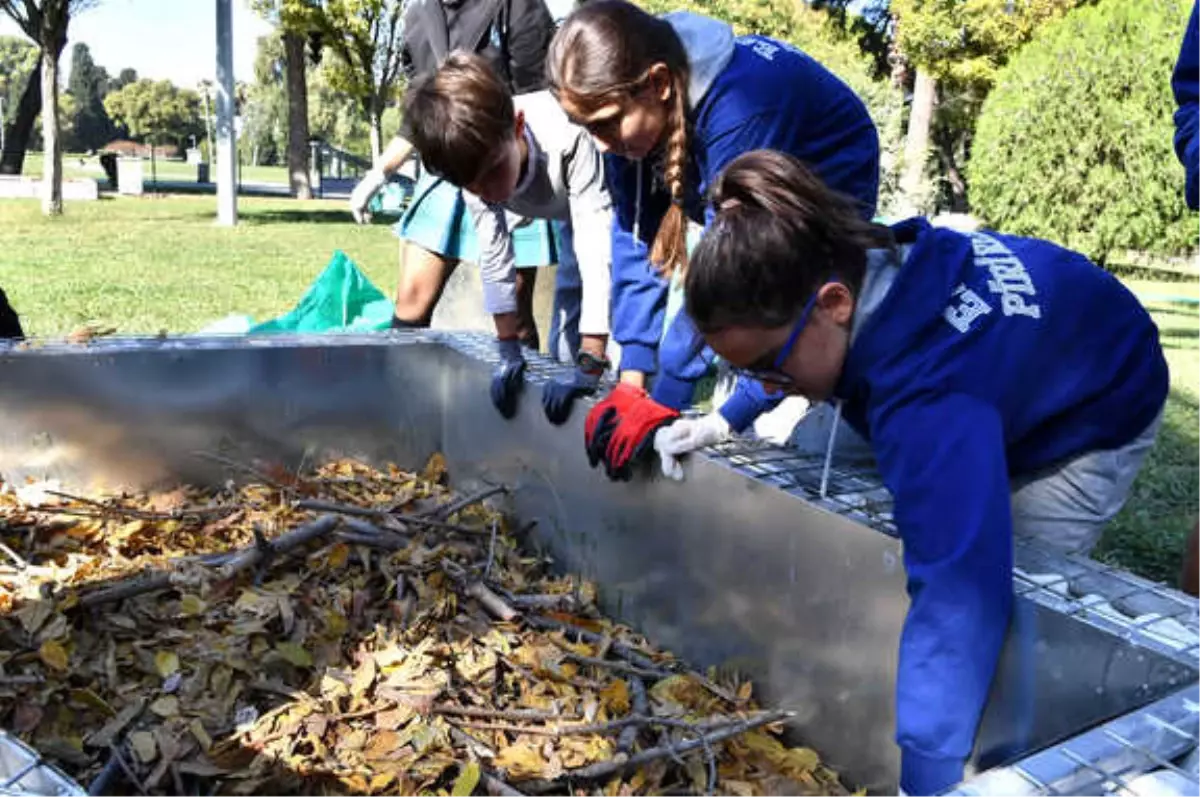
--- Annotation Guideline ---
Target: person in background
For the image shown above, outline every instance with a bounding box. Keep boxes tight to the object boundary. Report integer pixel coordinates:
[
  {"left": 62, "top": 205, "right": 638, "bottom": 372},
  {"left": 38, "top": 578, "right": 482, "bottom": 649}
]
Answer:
[
  {"left": 1172, "top": 1, "right": 1199, "bottom": 597},
  {"left": 403, "top": 52, "right": 613, "bottom": 421},
  {"left": 350, "top": 0, "right": 568, "bottom": 353},
  {"left": 0, "top": 288, "right": 23, "bottom": 341},
  {"left": 545, "top": 0, "right": 881, "bottom": 479},
  {"left": 682, "top": 149, "right": 1168, "bottom": 794}
]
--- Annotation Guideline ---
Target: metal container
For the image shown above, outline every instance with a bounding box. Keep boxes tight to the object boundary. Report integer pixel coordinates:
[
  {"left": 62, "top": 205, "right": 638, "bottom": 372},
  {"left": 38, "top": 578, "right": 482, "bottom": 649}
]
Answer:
[{"left": 0, "top": 331, "right": 1195, "bottom": 795}]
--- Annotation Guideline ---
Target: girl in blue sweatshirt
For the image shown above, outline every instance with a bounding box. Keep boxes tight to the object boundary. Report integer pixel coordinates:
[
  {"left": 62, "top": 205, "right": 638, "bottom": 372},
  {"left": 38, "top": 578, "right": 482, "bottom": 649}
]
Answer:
[
  {"left": 545, "top": 0, "right": 881, "bottom": 478},
  {"left": 684, "top": 150, "right": 1168, "bottom": 795}
]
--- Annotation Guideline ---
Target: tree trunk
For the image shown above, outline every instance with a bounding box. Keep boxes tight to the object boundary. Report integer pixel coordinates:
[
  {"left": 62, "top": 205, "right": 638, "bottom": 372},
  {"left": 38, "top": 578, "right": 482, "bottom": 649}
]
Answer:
[
  {"left": 283, "top": 31, "right": 312, "bottom": 200},
  {"left": 899, "top": 68, "right": 937, "bottom": 215},
  {"left": 0, "top": 68, "right": 42, "bottom": 175},
  {"left": 368, "top": 98, "right": 383, "bottom": 165},
  {"left": 40, "top": 48, "right": 62, "bottom": 216}
]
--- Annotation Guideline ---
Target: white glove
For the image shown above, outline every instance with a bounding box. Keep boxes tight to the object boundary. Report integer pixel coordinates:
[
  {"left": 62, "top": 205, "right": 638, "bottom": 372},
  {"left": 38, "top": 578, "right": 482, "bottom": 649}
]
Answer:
[
  {"left": 653, "top": 411, "right": 731, "bottom": 481},
  {"left": 349, "top": 168, "right": 388, "bottom": 224}
]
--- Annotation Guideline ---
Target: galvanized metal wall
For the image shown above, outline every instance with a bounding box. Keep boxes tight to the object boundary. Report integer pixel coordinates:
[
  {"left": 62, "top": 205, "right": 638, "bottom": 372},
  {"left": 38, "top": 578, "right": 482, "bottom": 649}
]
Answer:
[{"left": 0, "top": 333, "right": 1194, "bottom": 794}]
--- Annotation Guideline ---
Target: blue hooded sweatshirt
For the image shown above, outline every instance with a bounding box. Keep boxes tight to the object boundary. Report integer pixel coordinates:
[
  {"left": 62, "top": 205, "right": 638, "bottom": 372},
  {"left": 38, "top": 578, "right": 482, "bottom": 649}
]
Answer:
[
  {"left": 1173, "top": 2, "right": 1198, "bottom": 210},
  {"left": 605, "top": 13, "right": 880, "bottom": 425},
  {"left": 832, "top": 218, "right": 1168, "bottom": 794}
]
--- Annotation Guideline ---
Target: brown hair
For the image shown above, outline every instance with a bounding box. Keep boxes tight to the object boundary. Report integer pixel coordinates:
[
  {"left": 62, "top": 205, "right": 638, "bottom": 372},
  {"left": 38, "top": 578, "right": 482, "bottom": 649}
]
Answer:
[
  {"left": 403, "top": 51, "right": 515, "bottom": 188},
  {"left": 548, "top": 0, "right": 690, "bottom": 277},
  {"left": 686, "top": 150, "right": 894, "bottom": 334}
]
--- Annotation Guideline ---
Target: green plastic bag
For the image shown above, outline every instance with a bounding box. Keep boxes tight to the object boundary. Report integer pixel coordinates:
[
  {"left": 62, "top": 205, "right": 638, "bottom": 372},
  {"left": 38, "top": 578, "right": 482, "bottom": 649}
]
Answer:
[{"left": 250, "top": 250, "right": 394, "bottom": 334}]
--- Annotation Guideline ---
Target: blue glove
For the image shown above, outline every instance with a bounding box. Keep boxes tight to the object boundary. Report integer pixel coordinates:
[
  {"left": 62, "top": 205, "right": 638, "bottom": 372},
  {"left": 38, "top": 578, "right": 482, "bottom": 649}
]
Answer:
[
  {"left": 490, "top": 338, "right": 527, "bottom": 419},
  {"left": 542, "top": 356, "right": 606, "bottom": 425}
]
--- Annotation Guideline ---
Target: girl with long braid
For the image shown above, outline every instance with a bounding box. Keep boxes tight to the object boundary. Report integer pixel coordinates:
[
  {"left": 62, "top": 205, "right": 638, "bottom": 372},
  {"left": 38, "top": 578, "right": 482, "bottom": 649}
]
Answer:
[{"left": 545, "top": 0, "right": 881, "bottom": 478}]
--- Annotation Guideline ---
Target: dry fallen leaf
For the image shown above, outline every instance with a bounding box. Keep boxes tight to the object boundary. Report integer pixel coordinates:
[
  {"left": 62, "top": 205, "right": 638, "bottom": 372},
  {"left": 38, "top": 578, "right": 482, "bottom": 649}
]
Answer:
[
  {"left": 38, "top": 639, "right": 69, "bottom": 672},
  {"left": 130, "top": 731, "right": 158, "bottom": 764},
  {"left": 155, "top": 651, "right": 180, "bottom": 678},
  {"left": 0, "top": 457, "right": 848, "bottom": 797}
]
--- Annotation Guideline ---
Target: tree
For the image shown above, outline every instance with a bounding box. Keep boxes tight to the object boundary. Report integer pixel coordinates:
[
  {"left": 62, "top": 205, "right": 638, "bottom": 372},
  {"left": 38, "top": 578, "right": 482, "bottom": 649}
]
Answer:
[
  {"left": 239, "top": 35, "right": 288, "bottom": 167},
  {"left": 109, "top": 67, "right": 136, "bottom": 92},
  {"left": 886, "top": 0, "right": 1080, "bottom": 212},
  {"left": 262, "top": 0, "right": 405, "bottom": 163},
  {"left": 0, "top": 36, "right": 38, "bottom": 114},
  {"left": 0, "top": 35, "right": 40, "bottom": 173},
  {"left": 65, "top": 42, "right": 114, "bottom": 151},
  {"left": 252, "top": 0, "right": 321, "bottom": 198},
  {"left": 103, "top": 79, "right": 203, "bottom": 149},
  {"left": 0, "top": 0, "right": 98, "bottom": 214},
  {"left": 970, "top": 0, "right": 1194, "bottom": 263}
]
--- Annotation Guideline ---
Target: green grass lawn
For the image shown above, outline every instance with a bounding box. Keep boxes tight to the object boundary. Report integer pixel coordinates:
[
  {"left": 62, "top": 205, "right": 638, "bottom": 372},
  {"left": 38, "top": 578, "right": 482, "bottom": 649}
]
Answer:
[
  {"left": 22, "top": 151, "right": 289, "bottom": 186},
  {"left": 0, "top": 194, "right": 1196, "bottom": 585},
  {"left": 0, "top": 194, "right": 398, "bottom": 334}
]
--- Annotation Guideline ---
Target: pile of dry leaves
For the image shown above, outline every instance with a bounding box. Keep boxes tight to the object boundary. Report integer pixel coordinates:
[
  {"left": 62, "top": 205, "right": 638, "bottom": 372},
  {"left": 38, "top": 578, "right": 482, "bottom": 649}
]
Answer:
[{"left": 0, "top": 455, "right": 849, "bottom": 796}]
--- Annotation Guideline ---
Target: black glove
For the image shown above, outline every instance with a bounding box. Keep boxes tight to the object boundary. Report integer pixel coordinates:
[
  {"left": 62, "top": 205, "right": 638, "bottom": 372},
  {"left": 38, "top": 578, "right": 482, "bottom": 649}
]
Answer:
[
  {"left": 541, "top": 352, "right": 609, "bottom": 425},
  {"left": 490, "top": 338, "right": 527, "bottom": 419}
]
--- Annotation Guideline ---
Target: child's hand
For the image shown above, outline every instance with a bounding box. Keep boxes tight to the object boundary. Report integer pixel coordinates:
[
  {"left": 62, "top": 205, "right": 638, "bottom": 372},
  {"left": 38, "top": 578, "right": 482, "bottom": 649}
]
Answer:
[{"left": 653, "top": 412, "right": 731, "bottom": 481}]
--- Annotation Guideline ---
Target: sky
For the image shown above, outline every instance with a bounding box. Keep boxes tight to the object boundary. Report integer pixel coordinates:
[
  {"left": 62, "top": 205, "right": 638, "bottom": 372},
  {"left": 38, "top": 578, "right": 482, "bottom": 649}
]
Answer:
[{"left": 0, "top": 1, "right": 276, "bottom": 89}]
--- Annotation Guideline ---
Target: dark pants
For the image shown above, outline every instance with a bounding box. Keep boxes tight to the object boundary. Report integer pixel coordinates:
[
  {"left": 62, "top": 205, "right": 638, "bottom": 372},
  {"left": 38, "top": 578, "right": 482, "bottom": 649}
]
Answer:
[{"left": 0, "top": 288, "right": 23, "bottom": 340}]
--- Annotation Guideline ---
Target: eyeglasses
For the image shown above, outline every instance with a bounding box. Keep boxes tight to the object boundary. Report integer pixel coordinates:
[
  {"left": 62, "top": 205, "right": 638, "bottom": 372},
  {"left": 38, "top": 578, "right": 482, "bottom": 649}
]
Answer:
[{"left": 729, "top": 290, "right": 822, "bottom": 388}]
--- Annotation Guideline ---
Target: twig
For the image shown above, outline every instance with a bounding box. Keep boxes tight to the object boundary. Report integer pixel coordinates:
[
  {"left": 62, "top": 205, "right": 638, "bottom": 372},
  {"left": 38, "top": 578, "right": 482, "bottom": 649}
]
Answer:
[
  {"left": 427, "top": 484, "right": 507, "bottom": 521},
  {"left": 43, "top": 490, "right": 233, "bottom": 521},
  {"left": 342, "top": 516, "right": 406, "bottom": 540},
  {"left": 80, "top": 572, "right": 174, "bottom": 608},
  {"left": 213, "top": 515, "right": 340, "bottom": 581},
  {"left": 296, "top": 499, "right": 487, "bottom": 535},
  {"left": 434, "top": 704, "right": 581, "bottom": 722},
  {"left": 525, "top": 615, "right": 663, "bottom": 674},
  {"left": 484, "top": 519, "right": 498, "bottom": 581},
  {"left": 79, "top": 515, "right": 341, "bottom": 607},
  {"left": 446, "top": 729, "right": 526, "bottom": 796},
  {"left": 193, "top": 451, "right": 291, "bottom": 492},
  {"left": 502, "top": 592, "right": 581, "bottom": 612},
  {"left": 450, "top": 711, "right": 774, "bottom": 740},
  {"left": 0, "top": 673, "right": 45, "bottom": 685},
  {"left": 556, "top": 649, "right": 665, "bottom": 681},
  {"left": 335, "top": 531, "right": 405, "bottom": 551},
  {"left": 0, "top": 541, "right": 27, "bottom": 570},
  {"left": 441, "top": 560, "right": 520, "bottom": 622},
  {"left": 617, "top": 678, "right": 647, "bottom": 755},
  {"left": 484, "top": 773, "right": 527, "bottom": 797},
  {"left": 107, "top": 742, "right": 147, "bottom": 796},
  {"left": 518, "top": 710, "right": 792, "bottom": 793},
  {"left": 450, "top": 726, "right": 496, "bottom": 759},
  {"left": 465, "top": 581, "right": 519, "bottom": 622}
]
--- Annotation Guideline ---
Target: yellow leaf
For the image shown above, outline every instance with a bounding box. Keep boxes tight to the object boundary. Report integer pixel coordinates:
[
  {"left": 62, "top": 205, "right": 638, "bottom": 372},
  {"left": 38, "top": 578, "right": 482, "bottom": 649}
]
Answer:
[
  {"left": 351, "top": 656, "right": 377, "bottom": 700},
  {"left": 494, "top": 741, "right": 547, "bottom": 779},
  {"left": 326, "top": 543, "right": 349, "bottom": 570},
  {"left": 180, "top": 594, "right": 206, "bottom": 616},
  {"left": 129, "top": 731, "right": 157, "bottom": 764},
  {"left": 276, "top": 642, "right": 313, "bottom": 668},
  {"left": 68, "top": 689, "right": 115, "bottom": 716},
  {"left": 39, "top": 640, "right": 69, "bottom": 672},
  {"left": 422, "top": 452, "right": 448, "bottom": 484},
  {"left": 737, "top": 680, "right": 754, "bottom": 703},
  {"left": 600, "top": 679, "right": 630, "bottom": 714},
  {"left": 149, "top": 696, "right": 179, "bottom": 717},
  {"left": 369, "top": 772, "right": 396, "bottom": 792},
  {"left": 155, "top": 650, "right": 180, "bottom": 678},
  {"left": 451, "top": 761, "right": 480, "bottom": 797}
]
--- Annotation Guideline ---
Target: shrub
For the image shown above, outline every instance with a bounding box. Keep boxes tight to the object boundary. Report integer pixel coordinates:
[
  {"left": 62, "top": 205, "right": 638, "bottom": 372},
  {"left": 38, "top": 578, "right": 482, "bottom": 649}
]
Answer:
[{"left": 969, "top": 0, "right": 1196, "bottom": 264}]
